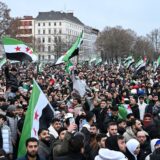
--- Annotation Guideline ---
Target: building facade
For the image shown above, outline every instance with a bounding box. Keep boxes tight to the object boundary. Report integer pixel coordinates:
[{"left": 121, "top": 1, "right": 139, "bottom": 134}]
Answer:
[{"left": 18, "top": 11, "right": 99, "bottom": 62}]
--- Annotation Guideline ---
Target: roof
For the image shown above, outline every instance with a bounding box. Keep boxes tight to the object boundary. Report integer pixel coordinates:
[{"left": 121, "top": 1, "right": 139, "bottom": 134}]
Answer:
[{"left": 35, "top": 11, "right": 84, "bottom": 25}]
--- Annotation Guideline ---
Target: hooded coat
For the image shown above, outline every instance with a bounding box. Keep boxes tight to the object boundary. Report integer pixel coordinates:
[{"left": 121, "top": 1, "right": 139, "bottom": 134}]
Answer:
[{"left": 126, "top": 139, "right": 140, "bottom": 160}]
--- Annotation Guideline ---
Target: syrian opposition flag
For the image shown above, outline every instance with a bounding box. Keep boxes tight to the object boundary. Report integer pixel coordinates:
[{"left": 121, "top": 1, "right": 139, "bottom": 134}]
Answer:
[
  {"left": 63, "top": 31, "right": 83, "bottom": 62},
  {"left": 65, "top": 60, "right": 74, "bottom": 74},
  {"left": 18, "top": 79, "right": 54, "bottom": 157},
  {"left": 2, "top": 37, "right": 36, "bottom": 62},
  {"left": 55, "top": 55, "right": 65, "bottom": 65},
  {"left": 157, "top": 56, "right": 160, "bottom": 68}
]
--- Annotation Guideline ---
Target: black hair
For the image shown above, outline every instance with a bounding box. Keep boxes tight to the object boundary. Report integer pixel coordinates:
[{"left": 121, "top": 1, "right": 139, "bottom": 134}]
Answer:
[
  {"left": 25, "top": 137, "right": 39, "bottom": 147},
  {"left": 68, "top": 135, "right": 84, "bottom": 153},
  {"left": 96, "top": 133, "right": 106, "bottom": 142},
  {"left": 58, "top": 127, "right": 67, "bottom": 135},
  {"left": 38, "top": 128, "right": 48, "bottom": 136},
  {"left": 51, "top": 118, "right": 60, "bottom": 124},
  {"left": 126, "top": 113, "right": 134, "bottom": 119},
  {"left": 86, "top": 112, "right": 94, "bottom": 122},
  {"left": 0, "top": 114, "right": 6, "bottom": 121},
  {"left": 107, "top": 122, "right": 117, "bottom": 129}
]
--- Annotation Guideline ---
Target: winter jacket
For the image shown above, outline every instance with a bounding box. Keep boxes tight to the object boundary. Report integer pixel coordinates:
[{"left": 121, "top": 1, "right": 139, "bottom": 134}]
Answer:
[
  {"left": 131, "top": 104, "right": 140, "bottom": 119},
  {"left": 6, "top": 116, "right": 18, "bottom": 143},
  {"left": 54, "top": 153, "right": 85, "bottom": 160},
  {"left": 52, "top": 132, "right": 72, "bottom": 157},
  {"left": 138, "top": 140, "right": 151, "bottom": 160},
  {"left": 5, "top": 66, "right": 19, "bottom": 92},
  {"left": 1, "top": 124, "right": 13, "bottom": 154},
  {"left": 38, "top": 140, "right": 51, "bottom": 160},
  {"left": 123, "top": 126, "right": 137, "bottom": 142}
]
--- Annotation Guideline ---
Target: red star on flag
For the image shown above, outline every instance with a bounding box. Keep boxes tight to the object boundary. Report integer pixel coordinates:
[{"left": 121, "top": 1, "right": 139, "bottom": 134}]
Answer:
[
  {"left": 33, "top": 128, "right": 37, "bottom": 136},
  {"left": 15, "top": 46, "right": 21, "bottom": 51},
  {"left": 26, "top": 47, "right": 30, "bottom": 52},
  {"left": 34, "top": 111, "right": 39, "bottom": 120}
]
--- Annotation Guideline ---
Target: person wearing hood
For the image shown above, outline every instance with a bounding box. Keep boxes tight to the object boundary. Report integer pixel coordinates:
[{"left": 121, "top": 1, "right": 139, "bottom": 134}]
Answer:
[
  {"left": 95, "top": 148, "right": 127, "bottom": 160},
  {"left": 126, "top": 139, "right": 140, "bottom": 160},
  {"left": 145, "top": 139, "right": 160, "bottom": 160},
  {"left": 148, "top": 140, "right": 160, "bottom": 160}
]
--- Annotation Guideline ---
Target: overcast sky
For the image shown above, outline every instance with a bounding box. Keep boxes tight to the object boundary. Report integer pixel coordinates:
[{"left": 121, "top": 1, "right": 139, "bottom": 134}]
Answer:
[{"left": 2, "top": 0, "right": 160, "bottom": 36}]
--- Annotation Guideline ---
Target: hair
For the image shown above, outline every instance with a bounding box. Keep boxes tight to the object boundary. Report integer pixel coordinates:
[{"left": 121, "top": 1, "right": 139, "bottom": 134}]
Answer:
[
  {"left": 91, "top": 123, "right": 98, "bottom": 128},
  {"left": 117, "top": 135, "right": 125, "bottom": 141},
  {"left": 117, "top": 119, "right": 126, "bottom": 125},
  {"left": 51, "top": 118, "right": 60, "bottom": 124},
  {"left": 73, "top": 97, "right": 81, "bottom": 104},
  {"left": 68, "top": 135, "right": 84, "bottom": 153},
  {"left": 0, "top": 114, "right": 6, "bottom": 121},
  {"left": 58, "top": 127, "right": 67, "bottom": 135},
  {"left": 96, "top": 133, "right": 106, "bottom": 142},
  {"left": 144, "top": 113, "right": 152, "bottom": 118},
  {"left": 131, "top": 118, "right": 141, "bottom": 126},
  {"left": 38, "top": 128, "right": 48, "bottom": 136},
  {"left": 107, "top": 122, "right": 117, "bottom": 129},
  {"left": 25, "top": 137, "right": 39, "bottom": 147},
  {"left": 126, "top": 113, "right": 134, "bottom": 119},
  {"left": 86, "top": 112, "right": 94, "bottom": 122}
]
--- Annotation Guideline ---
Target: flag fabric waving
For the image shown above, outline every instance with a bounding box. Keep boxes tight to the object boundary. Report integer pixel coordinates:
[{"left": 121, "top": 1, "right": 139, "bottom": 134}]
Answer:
[
  {"left": 63, "top": 31, "right": 83, "bottom": 62},
  {"left": 65, "top": 60, "right": 74, "bottom": 74},
  {"left": 2, "top": 37, "right": 36, "bottom": 62},
  {"left": 18, "top": 79, "right": 54, "bottom": 157},
  {"left": 55, "top": 55, "right": 65, "bottom": 65},
  {"left": 157, "top": 56, "right": 160, "bottom": 68}
]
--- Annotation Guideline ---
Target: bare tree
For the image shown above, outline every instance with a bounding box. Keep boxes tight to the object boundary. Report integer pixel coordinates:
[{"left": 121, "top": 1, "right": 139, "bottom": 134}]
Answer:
[
  {"left": 0, "top": 1, "right": 11, "bottom": 37},
  {"left": 54, "top": 37, "right": 68, "bottom": 60},
  {"left": 147, "top": 28, "right": 160, "bottom": 56},
  {"left": 96, "top": 26, "right": 136, "bottom": 62},
  {"left": 5, "top": 18, "right": 21, "bottom": 38},
  {"left": 132, "top": 36, "right": 154, "bottom": 60}
]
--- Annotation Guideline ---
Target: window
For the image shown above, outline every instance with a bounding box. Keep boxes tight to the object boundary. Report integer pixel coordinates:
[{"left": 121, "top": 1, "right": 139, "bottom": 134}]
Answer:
[
  {"left": 43, "top": 22, "right": 45, "bottom": 26},
  {"left": 58, "top": 36, "right": 61, "bottom": 42},
  {"left": 42, "top": 46, "right": 45, "bottom": 52},
  {"left": 48, "top": 55, "right": 51, "bottom": 60},
  {"left": 43, "top": 30, "right": 45, "bottom": 34},
  {"left": 59, "top": 22, "right": 61, "bottom": 26},
  {"left": 42, "top": 55, "right": 44, "bottom": 59},
  {"left": 38, "top": 23, "right": 40, "bottom": 26},
  {"left": 49, "top": 22, "right": 51, "bottom": 26},
  {"left": 59, "top": 29, "right": 62, "bottom": 34},
  {"left": 38, "top": 30, "right": 40, "bottom": 34},
  {"left": 38, "top": 38, "right": 41, "bottom": 43},
  {"left": 48, "top": 29, "right": 51, "bottom": 34},
  {"left": 42, "top": 38, "right": 45, "bottom": 43},
  {"left": 48, "top": 46, "right": 51, "bottom": 52},
  {"left": 54, "top": 37, "right": 57, "bottom": 43},
  {"left": 48, "top": 37, "right": 51, "bottom": 43},
  {"left": 54, "top": 22, "right": 56, "bottom": 26},
  {"left": 54, "top": 29, "right": 56, "bottom": 34}
]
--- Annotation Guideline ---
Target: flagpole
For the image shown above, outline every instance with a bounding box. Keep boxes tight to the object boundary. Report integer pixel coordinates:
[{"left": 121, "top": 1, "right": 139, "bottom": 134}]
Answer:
[{"left": 33, "top": 79, "right": 55, "bottom": 113}]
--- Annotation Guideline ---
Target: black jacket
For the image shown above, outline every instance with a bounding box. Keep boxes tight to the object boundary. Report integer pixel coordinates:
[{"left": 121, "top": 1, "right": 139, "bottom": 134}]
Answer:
[
  {"left": 138, "top": 140, "right": 151, "bottom": 160},
  {"left": 54, "top": 153, "right": 85, "bottom": 160},
  {"left": 5, "top": 66, "right": 19, "bottom": 92},
  {"left": 131, "top": 104, "right": 140, "bottom": 119}
]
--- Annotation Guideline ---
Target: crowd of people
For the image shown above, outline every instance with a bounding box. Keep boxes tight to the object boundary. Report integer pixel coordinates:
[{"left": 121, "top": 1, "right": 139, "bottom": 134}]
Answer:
[{"left": 0, "top": 60, "right": 160, "bottom": 160}]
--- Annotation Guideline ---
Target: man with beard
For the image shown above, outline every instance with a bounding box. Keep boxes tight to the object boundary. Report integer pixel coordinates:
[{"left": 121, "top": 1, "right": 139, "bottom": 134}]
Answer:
[
  {"left": 38, "top": 129, "right": 51, "bottom": 160},
  {"left": 123, "top": 119, "right": 142, "bottom": 142},
  {"left": 17, "top": 137, "right": 45, "bottom": 160}
]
